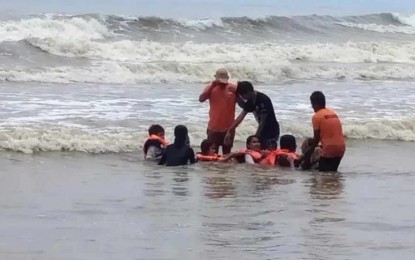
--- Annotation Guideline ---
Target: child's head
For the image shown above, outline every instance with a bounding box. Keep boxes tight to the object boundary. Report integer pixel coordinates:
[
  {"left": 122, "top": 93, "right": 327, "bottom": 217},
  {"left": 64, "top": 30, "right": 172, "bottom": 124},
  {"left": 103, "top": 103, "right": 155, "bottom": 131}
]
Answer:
[
  {"left": 148, "top": 124, "right": 165, "bottom": 138},
  {"left": 246, "top": 135, "right": 261, "bottom": 151},
  {"left": 200, "top": 139, "right": 216, "bottom": 155},
  {"left": 280, "top": 134, "right": 297, "bottom": 152}
]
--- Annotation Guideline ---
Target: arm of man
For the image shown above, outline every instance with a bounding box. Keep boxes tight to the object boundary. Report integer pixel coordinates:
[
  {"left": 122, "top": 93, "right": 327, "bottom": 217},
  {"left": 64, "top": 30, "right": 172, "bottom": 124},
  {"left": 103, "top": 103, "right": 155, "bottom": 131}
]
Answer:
[
  {"left": 199, "top": 83, "right": 216, "bottom": 102},
  {"left": 224, "top": 110, "right": 248, "bottom": 145},
  {"left": 255, "top": 113, "right": 268, "bottom": 137}
]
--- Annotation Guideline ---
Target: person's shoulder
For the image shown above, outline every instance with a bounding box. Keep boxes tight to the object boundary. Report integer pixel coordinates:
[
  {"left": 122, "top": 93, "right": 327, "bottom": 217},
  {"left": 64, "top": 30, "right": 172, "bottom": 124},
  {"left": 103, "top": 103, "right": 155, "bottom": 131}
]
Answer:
[
  {"left": 325, "top": 107, "right": 339, "bottom": 115},
  {"left": 258, "top": 91, "right": 271, "bottom": 100}
]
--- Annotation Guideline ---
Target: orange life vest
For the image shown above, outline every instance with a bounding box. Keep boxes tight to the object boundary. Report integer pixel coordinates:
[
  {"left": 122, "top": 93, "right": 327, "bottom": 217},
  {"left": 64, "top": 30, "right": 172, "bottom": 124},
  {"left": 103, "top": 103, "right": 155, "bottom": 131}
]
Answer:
[
  {"left": 261, "top": 149, "right": 299, "bottom": 166},
  {"left": 237, "top": 149, "right": 264, "bottom": 163},
  {"left": 143, "top": 135, "right": 168, "bottom": 158},
  {"left": 196, "top": 153, "right": 222, "bottom": 162}
]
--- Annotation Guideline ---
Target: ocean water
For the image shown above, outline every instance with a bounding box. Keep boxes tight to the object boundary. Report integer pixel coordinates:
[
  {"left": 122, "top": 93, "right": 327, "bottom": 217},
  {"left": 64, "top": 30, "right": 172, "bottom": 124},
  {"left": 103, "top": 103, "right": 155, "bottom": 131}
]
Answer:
[{"left": 0, "top": 4, "right": 415, "bottom": 259}]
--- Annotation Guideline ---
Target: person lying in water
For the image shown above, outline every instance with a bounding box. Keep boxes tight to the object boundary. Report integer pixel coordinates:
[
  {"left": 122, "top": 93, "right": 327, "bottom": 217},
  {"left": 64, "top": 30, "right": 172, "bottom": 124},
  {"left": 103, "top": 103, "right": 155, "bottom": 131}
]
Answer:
[
  {"left": 234, "top": 135, "right": 270, "bottom": 164},
  {"left": 196, "top": 139, "right": 236, "bottom": 162},
  {"left": 260, "top": 134, "right": 300, "bottom": 167},
  {"left": 158, "top": 125, "right": 195, "bottom": 167}
]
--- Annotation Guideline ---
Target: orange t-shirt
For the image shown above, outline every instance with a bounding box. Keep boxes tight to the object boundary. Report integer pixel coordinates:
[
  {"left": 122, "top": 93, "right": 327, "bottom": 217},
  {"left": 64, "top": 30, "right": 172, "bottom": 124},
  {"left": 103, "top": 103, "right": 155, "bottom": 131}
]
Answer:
[
  {"left": 312, "top": 108, "right": 346, "bottom": 158},
  {"left": 204, "top": 82, "right": 237, "bottom": 132}
]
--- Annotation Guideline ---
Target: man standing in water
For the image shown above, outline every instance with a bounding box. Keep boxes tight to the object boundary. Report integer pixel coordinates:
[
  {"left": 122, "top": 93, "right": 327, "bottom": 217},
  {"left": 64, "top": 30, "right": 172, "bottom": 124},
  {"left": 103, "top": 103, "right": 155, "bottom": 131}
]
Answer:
[
  {"left": 199, "top": 68, "right": 237, "bottom": 154},
  {"left": 224, "top": 81, "right": 280, "bottom": 150},
  {"left": 302, "top": 91, "right": 346, "bottom": 172}
]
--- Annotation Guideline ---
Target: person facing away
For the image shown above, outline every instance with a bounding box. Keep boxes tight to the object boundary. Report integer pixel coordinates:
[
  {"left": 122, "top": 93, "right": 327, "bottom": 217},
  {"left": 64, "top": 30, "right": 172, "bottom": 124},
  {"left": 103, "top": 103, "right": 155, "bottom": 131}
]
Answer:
[
  {"left": 199, "top": 68, "right": 237, "bottom": 155},
  {"left": 143, "top": 124, "right": 168, "bottom": 160},
  {"left": 158, "top": 125, "right": 196, "bottom": 167},
  {"left": 225, "top": 81, "right": 280, "bottom": 150},
  {"left": 274, "top": 134, "right": 300, "bottom": 168},
  {"left": 302, "top": 91, "right": 346, "bottom": 172},
  {"left": 196, "top": 139, "right": 236, "bottom": 162}
]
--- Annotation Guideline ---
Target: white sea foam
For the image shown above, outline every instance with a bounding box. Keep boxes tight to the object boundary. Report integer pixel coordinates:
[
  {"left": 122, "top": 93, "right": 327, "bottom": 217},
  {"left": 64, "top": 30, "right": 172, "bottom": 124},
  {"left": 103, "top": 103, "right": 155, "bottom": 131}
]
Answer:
[
  {"left": 336, "top": 22, "right": 415, "bottom": 34},
  {"left": 176, "top": 18, "right": 224, "bottom": 30},
  {"left": 1, "top": 39, "right": 415, "bottom": 84},
  {"left": 0, "top": 118, "right": 413, "bottom": 154},
  {"left": 0, "top": 17, "right": 111, "bottom": 42},
  {"left": 392, "top": 13, "right": 415, "bottom": 27}
]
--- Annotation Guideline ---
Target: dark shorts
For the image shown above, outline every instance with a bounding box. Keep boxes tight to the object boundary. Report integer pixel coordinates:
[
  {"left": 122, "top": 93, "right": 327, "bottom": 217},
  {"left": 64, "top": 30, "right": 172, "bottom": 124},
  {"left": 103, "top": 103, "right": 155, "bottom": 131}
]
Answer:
[
  {"left": 319, "top": 157, "right": 343, "bottom": 172},
  {"left": 260, "top": 137, "right": 278, "bottom": 151},
  {"left": 207, "top": 130, "right": 235, "bottom": 154}
]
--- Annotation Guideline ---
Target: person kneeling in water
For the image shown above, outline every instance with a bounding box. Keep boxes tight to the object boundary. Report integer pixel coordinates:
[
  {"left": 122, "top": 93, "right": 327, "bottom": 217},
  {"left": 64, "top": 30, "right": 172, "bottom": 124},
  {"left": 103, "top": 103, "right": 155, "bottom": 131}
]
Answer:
[
  {"left": 158, "top": 125, "right": 195, "bottom": 167},
  {"left": 235, "top": 135, "right": 270, "bottom": 164},
  {"left": 196, "top": 139, "right": 236, "bottom": 162},
  {"left": 143, "top": 124, "right": 168, "bottom": 160}
]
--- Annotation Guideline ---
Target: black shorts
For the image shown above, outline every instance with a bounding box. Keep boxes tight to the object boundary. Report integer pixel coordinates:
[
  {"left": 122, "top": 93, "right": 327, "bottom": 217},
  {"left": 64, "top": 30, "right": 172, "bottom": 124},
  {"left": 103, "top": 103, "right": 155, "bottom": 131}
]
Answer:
[
  {"left": 319, "top": 157, "right": 343, "bottom": 172},
  {"left": 207, "top": 130, "right": 234, "bottom": 154}
]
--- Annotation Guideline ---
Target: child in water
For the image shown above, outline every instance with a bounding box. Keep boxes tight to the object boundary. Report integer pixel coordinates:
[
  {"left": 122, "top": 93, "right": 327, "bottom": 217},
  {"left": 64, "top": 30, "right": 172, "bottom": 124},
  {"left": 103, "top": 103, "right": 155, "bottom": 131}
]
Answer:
[
  {"left": 235, "top": 135, "right": 269, "bottom": 164},
  {"left": 196, "top": 139, "right": 236, "bottom": 162},
  {"left": 143, "top": 124, "right": 168, "bottom": 160},
  {"left": 274, "top": 134, "right": 300, "bottom": 168},
  {"left": 158, "top": 125, "right": 196, "bottom": 166}
]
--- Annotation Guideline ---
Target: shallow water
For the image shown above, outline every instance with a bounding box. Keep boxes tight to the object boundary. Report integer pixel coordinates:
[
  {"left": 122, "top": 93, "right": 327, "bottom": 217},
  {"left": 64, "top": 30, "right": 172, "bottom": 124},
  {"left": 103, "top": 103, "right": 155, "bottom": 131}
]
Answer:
[{"left": 0, "top": 139, "right": 414, "bottom": 259}]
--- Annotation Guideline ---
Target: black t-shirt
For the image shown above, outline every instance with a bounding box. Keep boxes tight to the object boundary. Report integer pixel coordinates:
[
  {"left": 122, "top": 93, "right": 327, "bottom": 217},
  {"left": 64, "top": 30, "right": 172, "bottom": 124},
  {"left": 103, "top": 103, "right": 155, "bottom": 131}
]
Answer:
[
  {"left": 243, "top": 91, "right": 280, "bottom": 140},
  {"left": 158, "top": 144, "right": 196, "bottom": 166}
]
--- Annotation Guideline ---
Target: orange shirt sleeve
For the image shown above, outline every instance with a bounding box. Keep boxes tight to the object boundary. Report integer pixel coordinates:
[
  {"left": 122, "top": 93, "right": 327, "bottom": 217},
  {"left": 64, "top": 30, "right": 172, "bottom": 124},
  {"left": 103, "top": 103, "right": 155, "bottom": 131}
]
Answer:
[{"left": 312, "top": 113, "right": 321, "bottom": 130}]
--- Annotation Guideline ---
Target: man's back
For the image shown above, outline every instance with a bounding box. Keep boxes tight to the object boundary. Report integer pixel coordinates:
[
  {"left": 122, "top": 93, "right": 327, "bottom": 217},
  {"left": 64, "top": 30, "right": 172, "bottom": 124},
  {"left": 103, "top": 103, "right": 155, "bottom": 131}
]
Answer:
[
  {"left": 312, "top": 108, "right": 345, "bottom": 158},
  {"left": 207, "top": 82, "right": 236, "bottom": 132}
]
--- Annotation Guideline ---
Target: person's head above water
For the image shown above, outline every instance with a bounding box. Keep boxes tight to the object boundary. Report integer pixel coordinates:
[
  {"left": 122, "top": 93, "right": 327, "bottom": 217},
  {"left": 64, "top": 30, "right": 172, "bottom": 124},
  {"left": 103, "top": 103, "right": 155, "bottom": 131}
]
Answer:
[
  {"left": 280, "top": 134, "right": 297, "bottom": 152},
  {"left": 214, "top": 68, "right": 229, "bottom": 84},
  {"left": 310, "top": 91, "right": 326, "bottom": 112},
  {"left": 246, "top": 135, "right": 261, "bottom": 152},
  {"left": 148, "top": 124, "right": 165, "bottom": 137},
  {"left": 236, "top": 81, "right": 255, "bottom": 100},
  {"left": 200, "top": 139, "right": 216, "bottom": 155},
  {"left": 174, "top": 125, "right": 189, "bottom": 146}
]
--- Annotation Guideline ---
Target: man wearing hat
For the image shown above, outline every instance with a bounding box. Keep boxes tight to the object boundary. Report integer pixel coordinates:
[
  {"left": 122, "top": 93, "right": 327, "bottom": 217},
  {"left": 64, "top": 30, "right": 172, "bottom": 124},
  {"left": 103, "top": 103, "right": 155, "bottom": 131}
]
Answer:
[{"left": 199, "top": 68, "right": 237, "bottom": 154}]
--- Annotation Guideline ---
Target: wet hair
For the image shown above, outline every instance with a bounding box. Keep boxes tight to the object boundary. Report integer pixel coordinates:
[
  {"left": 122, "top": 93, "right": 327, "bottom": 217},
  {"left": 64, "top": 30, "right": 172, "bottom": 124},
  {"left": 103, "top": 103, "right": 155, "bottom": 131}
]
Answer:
[
  {"left": 280, "top": 134, "right": 297, "bottom": 152},
  {"left": 200, "top": 139, "right": 214, "bottom": 155},
  {"left": 246, "top": 135, "right": 259, "bottom": 147},
  {"left": 310, "top": 91, "right": 326, "bottom": 108},
  {"left": 236, "top": 81, "right": 254, "bottom": 96},
  {"left": 174, "top": 125, "right": 188, "bottom": 147},
  {"left": 148, "top": 124, "right": 164, "bottom": 135}
]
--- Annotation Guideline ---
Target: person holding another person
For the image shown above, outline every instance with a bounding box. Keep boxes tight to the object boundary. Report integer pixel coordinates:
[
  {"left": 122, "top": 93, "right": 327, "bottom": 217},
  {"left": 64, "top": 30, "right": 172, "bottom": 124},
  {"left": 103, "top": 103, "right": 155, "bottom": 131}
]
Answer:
[
  {"left": 302, "top": 91, "right": 346, "bottom": 172},
  {"left": 196, "top": 139, "right": 236, "bottom": 162},
  {"left": 225, "top": 81, "right": 280, "bottom": 150},
  {"left": 143, "top": 124, "right": 168, "bottom": 160}
]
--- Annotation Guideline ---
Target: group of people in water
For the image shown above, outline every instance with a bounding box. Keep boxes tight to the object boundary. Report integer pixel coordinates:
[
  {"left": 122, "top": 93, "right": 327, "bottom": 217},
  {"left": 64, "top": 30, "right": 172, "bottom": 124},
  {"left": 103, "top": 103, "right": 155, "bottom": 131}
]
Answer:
[{"left": 143, "top": 68, "right": 346, "bottom": 172}]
